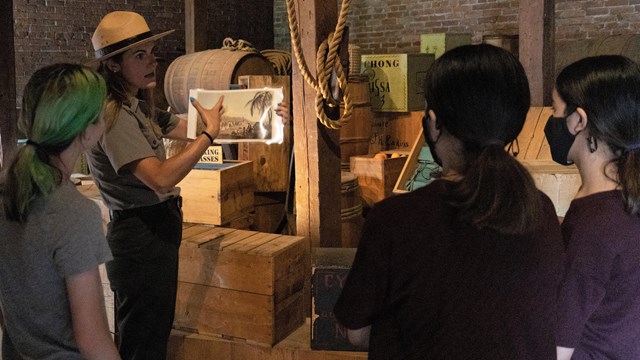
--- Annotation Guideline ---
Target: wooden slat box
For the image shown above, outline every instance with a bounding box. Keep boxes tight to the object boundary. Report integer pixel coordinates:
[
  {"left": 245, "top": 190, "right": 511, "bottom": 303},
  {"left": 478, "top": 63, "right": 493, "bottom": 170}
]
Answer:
[
  {"left": 177, "top": 160, "right": 255, "bottom": 225},
  {"left": 174, "top": 223, "right": 309, "bottom": 346},
  {"left": 168, "top": 319, "right": 368, "bottom": 360},
  {"left": 349, "top": 150, "right": 409, "bottom": 207}
]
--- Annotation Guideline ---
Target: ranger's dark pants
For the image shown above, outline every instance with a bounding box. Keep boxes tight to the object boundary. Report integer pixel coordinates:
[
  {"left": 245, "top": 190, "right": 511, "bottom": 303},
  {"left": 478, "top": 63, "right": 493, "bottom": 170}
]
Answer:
[{"left": 107, "top": 197, "right": 182, "bottom": 360}]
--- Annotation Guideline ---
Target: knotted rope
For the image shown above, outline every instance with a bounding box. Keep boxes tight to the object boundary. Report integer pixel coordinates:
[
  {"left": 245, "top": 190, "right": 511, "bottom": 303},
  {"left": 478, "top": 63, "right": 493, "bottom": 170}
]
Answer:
[{"left": 285, "top": 0, "right": 353, "bottom": 129}]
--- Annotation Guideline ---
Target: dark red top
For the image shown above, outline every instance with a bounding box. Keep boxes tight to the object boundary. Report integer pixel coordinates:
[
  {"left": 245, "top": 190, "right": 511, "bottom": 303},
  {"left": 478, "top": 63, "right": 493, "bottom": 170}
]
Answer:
[
  {"left": 556, "top": 190, "right": 640, "bottom": 359},
  {"left": 334, "top": 179, "right": 564, "bottom": 360}
]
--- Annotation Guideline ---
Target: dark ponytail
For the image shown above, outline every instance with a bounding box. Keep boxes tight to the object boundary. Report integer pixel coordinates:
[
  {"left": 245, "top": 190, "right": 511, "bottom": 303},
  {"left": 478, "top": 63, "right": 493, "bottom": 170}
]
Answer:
[
  {"left": 617, "top": 150, "right": 640, "bottom": 215},
  {"left": 450, "top": 144, "right": 542, "bottom": 234},
  {"left": 424, "top": 44, "right": 543, "bottom": 235}
]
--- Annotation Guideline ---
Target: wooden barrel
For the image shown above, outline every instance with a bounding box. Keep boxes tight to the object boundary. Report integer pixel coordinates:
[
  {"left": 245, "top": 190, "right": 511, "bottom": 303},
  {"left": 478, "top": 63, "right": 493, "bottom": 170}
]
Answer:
[
  {"left": 164, "top": 49, "right": 275, "bottom": 114},
  {"left": 340, "top": 82, "right": 374, "bottom": 167},
  {"left": 341, "top": 171, "right": 363, "bottom": 248},
  {"left": 555, "top": 35, "right": 640, "bottom": 78}
]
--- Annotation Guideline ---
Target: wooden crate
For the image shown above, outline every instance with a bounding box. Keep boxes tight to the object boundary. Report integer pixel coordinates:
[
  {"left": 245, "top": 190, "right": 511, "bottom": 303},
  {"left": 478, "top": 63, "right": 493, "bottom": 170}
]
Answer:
[
  {"left": 168, "top": 319, "right": 368, "bottom": 360},
  {"left": 177, "top": 160, "right": 255, "bottom": 225},
  {"left": 310, "top": 248, "right": 365, "bottom": 352},
  {"left": 349, "top": 150, "right": 409, "bottom": 207},
  {"left": 175, "top": 223, "right": 309, "bottom": 346}
]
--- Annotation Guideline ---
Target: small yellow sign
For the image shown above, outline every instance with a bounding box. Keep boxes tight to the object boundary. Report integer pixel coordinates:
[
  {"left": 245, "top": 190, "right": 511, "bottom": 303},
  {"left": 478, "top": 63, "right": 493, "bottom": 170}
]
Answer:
[{"left": 199, "top": 146, "right": 223, "bottom": 164}]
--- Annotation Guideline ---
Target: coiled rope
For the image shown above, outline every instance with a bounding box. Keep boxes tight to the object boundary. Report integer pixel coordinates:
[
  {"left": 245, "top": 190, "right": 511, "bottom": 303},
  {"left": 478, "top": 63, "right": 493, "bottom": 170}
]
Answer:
[
  {"left": 285, "top": 0, "right": 353, "bottom": 129},
  {"left": 221, "top": 37, "right": 258, "bottom": 52}
]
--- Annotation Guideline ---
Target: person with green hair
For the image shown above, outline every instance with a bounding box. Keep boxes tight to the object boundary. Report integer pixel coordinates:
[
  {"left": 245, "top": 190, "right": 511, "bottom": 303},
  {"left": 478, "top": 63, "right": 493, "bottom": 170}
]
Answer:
[{"left": 0, "top": 63, "right": 120, "bottom": 359}]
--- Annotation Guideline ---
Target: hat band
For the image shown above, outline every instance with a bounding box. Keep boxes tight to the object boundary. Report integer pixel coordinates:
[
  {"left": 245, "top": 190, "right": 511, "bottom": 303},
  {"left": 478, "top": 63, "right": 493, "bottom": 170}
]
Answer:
[{"left": 94, "top": 31, "right": 153, "bottom": 59}]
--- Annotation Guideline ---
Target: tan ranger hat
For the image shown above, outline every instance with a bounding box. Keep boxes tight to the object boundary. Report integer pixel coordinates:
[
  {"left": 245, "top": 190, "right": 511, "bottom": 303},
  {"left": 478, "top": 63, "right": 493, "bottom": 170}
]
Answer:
[{"left": 89, "top": 11, "right": 174, "bottom": 64}]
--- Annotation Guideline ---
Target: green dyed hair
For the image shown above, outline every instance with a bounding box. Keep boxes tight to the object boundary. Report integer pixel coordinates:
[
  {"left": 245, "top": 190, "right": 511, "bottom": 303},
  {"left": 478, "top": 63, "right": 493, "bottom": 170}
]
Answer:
[{"left": 3, "top": 63, "right": 106, "bottom": 222}]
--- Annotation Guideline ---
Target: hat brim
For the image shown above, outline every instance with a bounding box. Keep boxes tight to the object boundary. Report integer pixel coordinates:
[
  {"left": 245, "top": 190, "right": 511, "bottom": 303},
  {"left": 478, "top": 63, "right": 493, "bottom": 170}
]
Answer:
[{"left": 86, "top": 29, "right": 175, "bottom": 66}]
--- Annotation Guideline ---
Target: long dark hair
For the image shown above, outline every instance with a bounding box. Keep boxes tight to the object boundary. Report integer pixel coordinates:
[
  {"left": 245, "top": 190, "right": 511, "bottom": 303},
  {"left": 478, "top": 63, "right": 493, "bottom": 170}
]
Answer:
[
  {"left": 556, "top": 55, "right": 640, "bottom": 215},
  {"left": 424, "top": 44, "right": 542, "bottom": 235},
  {"left": 97, "top": 53, "right": 159, "bottom": 134}
]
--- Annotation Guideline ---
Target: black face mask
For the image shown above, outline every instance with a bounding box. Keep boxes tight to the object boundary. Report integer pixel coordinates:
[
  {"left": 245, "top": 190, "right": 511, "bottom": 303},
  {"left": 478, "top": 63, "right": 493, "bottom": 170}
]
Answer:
[
  {"left": 422, "top": 115, "right": 443, "bottom": 166},
  {"left": 544, "top": 115, "right": 575, "bottom": 165}
]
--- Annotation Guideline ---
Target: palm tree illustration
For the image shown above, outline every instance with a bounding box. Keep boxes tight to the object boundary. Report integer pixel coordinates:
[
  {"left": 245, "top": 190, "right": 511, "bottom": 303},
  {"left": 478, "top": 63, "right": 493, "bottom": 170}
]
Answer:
[{"left": 245, "top": 91, "right": 273, "bottom": 139}]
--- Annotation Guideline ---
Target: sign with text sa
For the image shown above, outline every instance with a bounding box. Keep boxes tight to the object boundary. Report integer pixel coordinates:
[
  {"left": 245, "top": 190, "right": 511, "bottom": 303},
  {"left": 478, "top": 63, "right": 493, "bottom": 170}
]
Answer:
[
  {"left": 361, "top": 53, "right": 435, "bottom": 112},
  {"left": 198, "top": 146, "right": 223, "bottom": 165}
]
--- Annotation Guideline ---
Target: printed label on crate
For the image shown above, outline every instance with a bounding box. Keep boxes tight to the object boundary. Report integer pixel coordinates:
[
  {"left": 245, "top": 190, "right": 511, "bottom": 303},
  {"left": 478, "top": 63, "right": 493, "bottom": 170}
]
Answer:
[
  {"left": 311, "top": 267, "right": 367, "bottom": 351},
  {"left": 194, "top": 146, "right": 228, "bottom": 170},
  {"left": 361, "top": 55, "right": 408, "bottom": 112}
]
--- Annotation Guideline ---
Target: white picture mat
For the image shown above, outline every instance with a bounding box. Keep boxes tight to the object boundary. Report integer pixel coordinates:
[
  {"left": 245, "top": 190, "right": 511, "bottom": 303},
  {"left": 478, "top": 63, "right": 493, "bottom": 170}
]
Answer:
[{"left": 187, "top": 87, "right": 285, "bottom": 144}]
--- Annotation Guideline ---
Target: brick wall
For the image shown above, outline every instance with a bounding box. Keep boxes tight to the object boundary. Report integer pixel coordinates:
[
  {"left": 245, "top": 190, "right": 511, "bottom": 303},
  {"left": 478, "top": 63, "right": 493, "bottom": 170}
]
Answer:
[
  {"left": 11, "top": 1, "right": 640, "bottom": 107},
  {"left": 11, "top": 0, "right": 274, "bottom": 108},
  {"left": 274, "top": 0, "right": 640, "bottom": 53}
]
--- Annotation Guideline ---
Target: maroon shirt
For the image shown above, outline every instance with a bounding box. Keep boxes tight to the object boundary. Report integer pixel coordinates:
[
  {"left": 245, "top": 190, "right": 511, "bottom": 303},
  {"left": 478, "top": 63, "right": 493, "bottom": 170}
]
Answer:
[
  {"left": 334, "top": 180, "right": 564, "bottom": 360},
  {"left": 556, "top": 190, "right": 640, "bottom": 359}
]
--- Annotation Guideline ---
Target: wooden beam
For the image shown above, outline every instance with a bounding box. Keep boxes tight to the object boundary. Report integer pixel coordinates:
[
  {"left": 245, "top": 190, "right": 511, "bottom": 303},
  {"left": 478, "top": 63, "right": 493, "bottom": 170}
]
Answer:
[
  {"left": 519, "top": 0, "right": 555, "bottom": 106},
  {"left": 291, "top": 0, "right": 342, "bottom": 247},
  {"left": 0, "top": 0, "right": 17, "bottom": 169},
  {"left": 185, "top": 0, "right": 208, "bottom": 54}
]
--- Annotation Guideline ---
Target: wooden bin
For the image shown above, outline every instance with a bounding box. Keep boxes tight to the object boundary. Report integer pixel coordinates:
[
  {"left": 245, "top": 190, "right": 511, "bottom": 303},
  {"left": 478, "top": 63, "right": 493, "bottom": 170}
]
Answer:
[
  {"left": 174, "top": 223, "right": 309, "bottom": 346},
  {"left": 177, "top": 160, "right": 255, "bottom": 225},
  {"left": 350, "top": 150, "right": 409, "bottom": 207}
]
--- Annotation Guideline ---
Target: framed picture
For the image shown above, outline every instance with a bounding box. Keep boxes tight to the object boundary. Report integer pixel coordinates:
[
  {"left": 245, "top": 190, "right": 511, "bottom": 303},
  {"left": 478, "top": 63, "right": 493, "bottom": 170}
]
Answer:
[{"left": 187, "top": 87, "right": 285, "bottom": 144}]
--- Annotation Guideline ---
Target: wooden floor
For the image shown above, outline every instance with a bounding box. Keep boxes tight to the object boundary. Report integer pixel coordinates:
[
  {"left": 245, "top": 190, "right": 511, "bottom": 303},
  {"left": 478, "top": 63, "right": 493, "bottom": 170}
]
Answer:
[{"left": 168, "top": 318, "right": 368, "bottom": 360}]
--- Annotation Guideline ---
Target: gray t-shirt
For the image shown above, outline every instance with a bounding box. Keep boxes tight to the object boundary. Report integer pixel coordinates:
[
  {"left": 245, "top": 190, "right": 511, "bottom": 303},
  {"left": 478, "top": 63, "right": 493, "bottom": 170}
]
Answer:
[
  {"left": 0, "top": 182, "right": 112, "bottom": 359},
  {"left": 86, "top": 98, "right": 181, "bottom": 210}
]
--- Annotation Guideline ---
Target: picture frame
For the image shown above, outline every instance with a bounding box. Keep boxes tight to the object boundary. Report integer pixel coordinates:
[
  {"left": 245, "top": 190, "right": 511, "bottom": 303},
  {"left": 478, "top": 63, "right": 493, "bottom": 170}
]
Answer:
[{"left": 187, "top": 87, "right": 285, "bottom": 144}]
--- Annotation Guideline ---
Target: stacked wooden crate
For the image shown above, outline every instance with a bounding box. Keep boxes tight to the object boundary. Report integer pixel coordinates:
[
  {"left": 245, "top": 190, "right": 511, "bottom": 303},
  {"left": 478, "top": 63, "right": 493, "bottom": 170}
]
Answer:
[
  {"left": 177, "top": 160, "right": 255, "bottom": 227},
  {"left": 174, "top": 223, "right": 309, "bottom": 346}
]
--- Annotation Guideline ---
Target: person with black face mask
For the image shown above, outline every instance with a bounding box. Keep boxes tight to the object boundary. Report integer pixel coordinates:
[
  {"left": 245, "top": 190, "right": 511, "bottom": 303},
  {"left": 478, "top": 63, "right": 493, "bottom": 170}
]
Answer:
[
  {"left": 545, "top": 109, "right": 578, "bottom": 165},
  {"left": 333, "top": 44, "right": 565, "bottom": 359},
  {"left": 552, "top": 55, "right": 640, "bottom": 360}
]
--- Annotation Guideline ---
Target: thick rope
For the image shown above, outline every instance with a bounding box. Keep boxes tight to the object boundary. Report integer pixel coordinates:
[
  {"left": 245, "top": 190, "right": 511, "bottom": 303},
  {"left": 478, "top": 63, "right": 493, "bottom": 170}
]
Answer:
[
  {"left": 285, "top": 0, "right": 353, "bottom": 129},
  {"left": 222, "top": 37, "right": 258, "bottom": 52}
]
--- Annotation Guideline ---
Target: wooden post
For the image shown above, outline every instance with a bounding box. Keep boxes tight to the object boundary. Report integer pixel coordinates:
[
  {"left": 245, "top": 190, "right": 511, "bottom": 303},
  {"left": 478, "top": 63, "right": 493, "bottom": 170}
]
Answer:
[
  {"left": 0, "top": 0, "right": 17, "bottom": 170},
  {"left": 291, "top": 0, "right": 342, "bottom": 248},
  {"left": 185, "top": 0, "right": 208, "bottom": 54},
  {"left": 519, "top": 0, "right": 555, "bottom": 106}
]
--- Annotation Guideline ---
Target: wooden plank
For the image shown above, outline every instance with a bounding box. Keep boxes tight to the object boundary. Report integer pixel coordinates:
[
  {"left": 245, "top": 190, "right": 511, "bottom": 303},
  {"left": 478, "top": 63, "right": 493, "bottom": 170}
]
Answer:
[
  {"left": 516, "top": 106, "right": 543, "bottom": 158},
  {"left": 224, "top": 232, "right": 282, "bottom": 253},
  {"left": 292, "top": 0, "right": 342, "bottom": 248},
  {"left": 524, "top": 107, "right": 553, "bottom": 160},
  {"left": 393, "top": 129, "right": 426, "bottom": 194},
  {"left": 0, "top": 0, "right": 16, "bottom": 169},
  {"left": 217, "top": 229, "right": 259, "bottom": 249},
  {"left": 183, "top": 228, "right": 229, "bottom": 248},
  {"left": 182, "top": 225, "right": 220, "bottom": 244},
  {"left": 237, "top": 75, "right": 292, "bottom": 192},
  {"left": 519, "top": 0, "right": 555, "bottom": 106},
  {"left": 184, "top": 0, "right": 207, "bottom": 54},
  {"left": 535, "top": 107, "right": 555, "bottom": 160}
]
